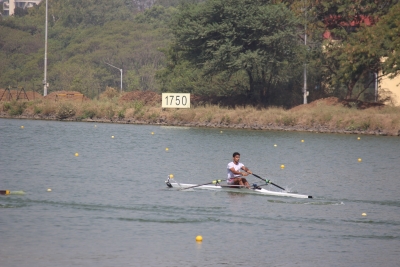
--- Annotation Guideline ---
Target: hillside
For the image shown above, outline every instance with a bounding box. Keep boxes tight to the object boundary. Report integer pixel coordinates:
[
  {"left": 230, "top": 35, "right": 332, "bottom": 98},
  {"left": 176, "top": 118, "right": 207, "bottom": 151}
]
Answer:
[{"left": 1, "top": 0, "right": 399, "bottom": 109}]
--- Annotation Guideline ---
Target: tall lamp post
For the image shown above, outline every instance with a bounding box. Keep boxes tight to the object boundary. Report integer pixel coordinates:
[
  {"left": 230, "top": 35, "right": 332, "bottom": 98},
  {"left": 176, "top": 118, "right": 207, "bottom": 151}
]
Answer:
[
  {"left": 43, "top": 0, "right": 48, "bottom": 96},
  {"left": 303, "top": 0, "right": 308, "bottom": 104},
  {"left": 105, "top": 62, "right": 123, "bottom": 92}
]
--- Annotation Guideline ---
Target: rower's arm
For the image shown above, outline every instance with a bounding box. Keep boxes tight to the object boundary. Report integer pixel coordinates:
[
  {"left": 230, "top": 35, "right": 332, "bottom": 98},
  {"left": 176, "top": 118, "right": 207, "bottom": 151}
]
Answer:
[
  {"left": 242, "top": 166, "right": 252, "bottom": 174},
  {"left": 230, "top": 167, "right": 244, "bottom": 176}
]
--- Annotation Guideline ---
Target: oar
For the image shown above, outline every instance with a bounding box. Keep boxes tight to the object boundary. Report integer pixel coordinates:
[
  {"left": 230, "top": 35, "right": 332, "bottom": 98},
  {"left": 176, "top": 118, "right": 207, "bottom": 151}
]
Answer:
[
  {"left": 252, "top": 174, "right": 286, "bottom": 191},
  {"left": 181, "top": 179, "right": 225, "bottom": 190}
]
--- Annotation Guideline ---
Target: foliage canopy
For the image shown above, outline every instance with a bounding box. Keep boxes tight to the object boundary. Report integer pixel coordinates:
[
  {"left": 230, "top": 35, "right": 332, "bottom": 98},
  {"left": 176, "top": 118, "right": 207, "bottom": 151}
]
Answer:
[
  {"left": 160, "top": 0, "right": 305, "bottom": 106},
  {"left": 0, "top": 0, "right": 399, "bottom": 107}
]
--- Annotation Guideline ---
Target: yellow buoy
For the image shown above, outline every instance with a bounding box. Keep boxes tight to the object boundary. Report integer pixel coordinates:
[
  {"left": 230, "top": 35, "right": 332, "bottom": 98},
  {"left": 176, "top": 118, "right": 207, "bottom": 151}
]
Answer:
[
  {"left": 301, "top": 139, "right": 304, "bottom": 142},
  {"left": 196, "top": 235, "right": 203, "bottom": 242},
  {"left": 75, "top": 153, "right": 79, "bottom": 157},
  {"left": 165, "top": 148, "right": 169, "bottom": 151},
  {"left": 280, "top": 164, "right": 285, "bottom": 169},
  {"left": 47, "top": 188, "right": 52, "bottom": 192},
  {"left": 20, "top": 126, "right": 24, "bottom": 129},
  {"left": 357, "top": 137, "right": 361, "bottom": 140},
  {"left": 151, "top": 132, "right": 154, "bottom": 135},
  {"left": 169, "top": 174, "right": 174, "bottom": 179},
  {"left": 274, "top": 144, "right": 277, "bottom": 147},
  {"left": 362, "top": 213, "right": 367, "bottom": 216},
  {"left": 111, "top": 135, "right": 115, "bottom": 139},
  {"left": 220, "top": 131, "right": 223, "bottom": 133},
  {"left": 358, "top": 158, "right": 362, "bottom": 162}
]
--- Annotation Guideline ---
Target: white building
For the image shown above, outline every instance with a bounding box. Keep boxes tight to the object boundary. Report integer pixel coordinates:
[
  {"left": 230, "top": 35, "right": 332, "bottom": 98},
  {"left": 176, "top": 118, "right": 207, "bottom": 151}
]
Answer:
[{"left": 2, "top": 0, "right": 42, "bottom": 16}]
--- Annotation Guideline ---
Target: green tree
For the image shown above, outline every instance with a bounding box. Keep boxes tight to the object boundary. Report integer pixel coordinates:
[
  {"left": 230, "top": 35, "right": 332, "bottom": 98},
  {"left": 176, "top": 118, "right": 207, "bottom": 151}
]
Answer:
[
  {"left": 167, "top": 0, "right": 303, "bottom": 105},
  {"left": 309, "top": 0, "right": 398, "bottom": 100},
  {"left": 369, "top": 2, "right": 400, "bottom": 79}
]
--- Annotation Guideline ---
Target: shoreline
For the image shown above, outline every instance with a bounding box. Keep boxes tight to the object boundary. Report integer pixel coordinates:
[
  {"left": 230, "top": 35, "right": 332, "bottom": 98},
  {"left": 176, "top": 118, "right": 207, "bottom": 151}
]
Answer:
[
  {"left": 2, "top": 114, "right": 398, "bottom": 137},
  {"left": 1, "top": 91, "right": 399, "bottom": 137}
]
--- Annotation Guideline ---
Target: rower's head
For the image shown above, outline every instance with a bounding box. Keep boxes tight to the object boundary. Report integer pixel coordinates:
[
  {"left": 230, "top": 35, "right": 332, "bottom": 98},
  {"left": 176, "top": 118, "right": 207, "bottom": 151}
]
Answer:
[{"left": 232, "top": 152, "right": 240, "bottom": 163}]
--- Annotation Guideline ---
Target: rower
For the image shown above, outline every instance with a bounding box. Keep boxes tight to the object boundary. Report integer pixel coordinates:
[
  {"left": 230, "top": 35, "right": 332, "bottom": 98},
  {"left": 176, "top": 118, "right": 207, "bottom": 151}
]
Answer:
[{"left": 226, "top": 152, "right": 252, "bottom": 189}]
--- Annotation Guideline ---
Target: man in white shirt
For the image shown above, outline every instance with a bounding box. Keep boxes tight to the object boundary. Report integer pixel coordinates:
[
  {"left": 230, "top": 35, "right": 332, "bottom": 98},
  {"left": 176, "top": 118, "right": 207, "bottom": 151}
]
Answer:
[{"left": 227, "top": 152, "right": 252, "bottom": 189}]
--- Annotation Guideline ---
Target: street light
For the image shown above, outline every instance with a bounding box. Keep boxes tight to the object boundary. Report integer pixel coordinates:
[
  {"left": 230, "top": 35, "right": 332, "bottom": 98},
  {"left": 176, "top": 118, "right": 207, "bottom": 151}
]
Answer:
[
  {"left": 105, "top": 62, "right": 123, "bottom": 92},
  {"left": 303, "top": 0, "right": 308, "bottom": 104},
  {"left": 43, "top": 0, "right": 48, "bottom": 96}
]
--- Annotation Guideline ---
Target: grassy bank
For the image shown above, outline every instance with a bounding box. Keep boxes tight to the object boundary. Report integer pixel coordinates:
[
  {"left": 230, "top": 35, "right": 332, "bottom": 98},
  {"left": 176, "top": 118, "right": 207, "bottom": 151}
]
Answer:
[{"left": 0, "top": 91, "right": 399, "bottom": 136}]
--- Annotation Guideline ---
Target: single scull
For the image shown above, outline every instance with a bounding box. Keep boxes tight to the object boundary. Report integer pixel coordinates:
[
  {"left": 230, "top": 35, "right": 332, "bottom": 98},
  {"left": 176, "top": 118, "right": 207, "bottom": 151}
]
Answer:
[{"left": 165, "top": 178, "right": 312, "bottom": 199}]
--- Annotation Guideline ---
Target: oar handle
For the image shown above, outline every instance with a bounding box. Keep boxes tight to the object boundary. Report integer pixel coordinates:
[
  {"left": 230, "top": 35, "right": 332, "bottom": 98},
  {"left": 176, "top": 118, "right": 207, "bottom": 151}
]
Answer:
[{"left": 252, "top": 174, "right": 286, "bottom": 191}]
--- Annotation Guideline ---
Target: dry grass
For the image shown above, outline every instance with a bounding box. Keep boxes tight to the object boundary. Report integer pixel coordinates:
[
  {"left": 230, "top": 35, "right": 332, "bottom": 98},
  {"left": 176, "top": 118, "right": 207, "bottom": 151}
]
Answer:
[{"left": 1, "top": 92, "right": 399, "bottom": 136}]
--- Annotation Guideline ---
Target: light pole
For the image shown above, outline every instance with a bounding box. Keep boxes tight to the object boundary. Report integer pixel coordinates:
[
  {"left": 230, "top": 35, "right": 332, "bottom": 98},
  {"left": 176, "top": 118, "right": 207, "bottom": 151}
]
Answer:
[
  {"left": 43, "top": 0, "right": 48, "bottom": 96},
  {"left": 303, "top": 0, "right": 308, "bottom": 104},
  {"left": 105, "top": 62, "right": 123, "bottom": 92}
]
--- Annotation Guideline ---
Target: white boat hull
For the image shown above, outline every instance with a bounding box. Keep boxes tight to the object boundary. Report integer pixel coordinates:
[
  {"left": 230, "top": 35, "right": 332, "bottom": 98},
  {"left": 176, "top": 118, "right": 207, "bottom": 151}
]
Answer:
[{"left": 166, "top": 181, "right": 312, "bottom": 199}]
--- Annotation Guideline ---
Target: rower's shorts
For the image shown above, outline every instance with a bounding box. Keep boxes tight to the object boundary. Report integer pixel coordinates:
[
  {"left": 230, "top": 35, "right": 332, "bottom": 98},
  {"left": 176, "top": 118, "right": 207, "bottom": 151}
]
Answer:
[{"left": 227, "top": 178, "right": 235, "bottom": 185}]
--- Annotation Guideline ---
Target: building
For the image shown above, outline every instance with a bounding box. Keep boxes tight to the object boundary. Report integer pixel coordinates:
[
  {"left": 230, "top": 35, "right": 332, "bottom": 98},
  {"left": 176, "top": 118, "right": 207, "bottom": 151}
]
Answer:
[
  {"left": 379, "top": 71, "right": 400, "bottom": 106},
  {"left": 2, "top": 0, "right": 42, "bottom": 16},
  {"left": 323, "top": 15, "right": 400, "bottom": 106}
]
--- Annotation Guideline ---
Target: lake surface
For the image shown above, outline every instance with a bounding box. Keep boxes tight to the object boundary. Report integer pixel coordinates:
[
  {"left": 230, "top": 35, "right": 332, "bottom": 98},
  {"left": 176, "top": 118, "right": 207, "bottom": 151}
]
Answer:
[{"left": 1, "top": 118, "right": 399, "bottom": 267}]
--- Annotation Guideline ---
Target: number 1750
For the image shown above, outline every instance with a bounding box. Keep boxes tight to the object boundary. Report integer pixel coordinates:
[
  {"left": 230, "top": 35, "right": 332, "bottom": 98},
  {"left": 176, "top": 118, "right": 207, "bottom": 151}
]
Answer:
[{"left": 162, "top": 93, "right": 190, "bottom": 108}]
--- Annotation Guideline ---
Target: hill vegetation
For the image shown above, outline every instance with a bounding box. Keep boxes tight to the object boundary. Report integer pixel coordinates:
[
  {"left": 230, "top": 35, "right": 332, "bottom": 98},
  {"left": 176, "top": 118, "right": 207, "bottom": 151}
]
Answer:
[{"left": 0, "top": 0, "right": 399, "bottom": 108}]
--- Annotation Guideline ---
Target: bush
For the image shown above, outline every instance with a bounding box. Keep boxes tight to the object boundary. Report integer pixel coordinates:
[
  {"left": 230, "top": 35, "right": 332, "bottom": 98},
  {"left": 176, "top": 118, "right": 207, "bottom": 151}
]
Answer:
[
  {"left": 105, "top": 106, "right": 114, "bottom": 119},
  {"left": 34, "top": 106, "right": 43, "bottom": 115},
  {"left": 148, "top": 112, "right": 159, "bottom": 122},
  {"left": 133, "top": 101, "right": 144, "bottom": 115},
  {"left": 82, "top": 109, "right": 97, "bottom": 119},
  {"left": 8, "top": 101, "right": 27, "bottom": 116},
  {"left": 56, "top": 103, "right": 76, "bottom": 119},
  {"left": 118, "top": 110, "right": 125, "bottom": 119},
  {"left": 3, "top": 102, "right": 12, "bottom": 112},
  {"left": 42, "top": 102, "right": 57, "bottom": 116},
  {"left": 204, "top": 111, "right": 213, "bottom": 122},
  {"left": 282, "top": 115, "right": 296, "bottom": 126},
  {"left": 100, "top": 87, "right": 119, "bottom": 99}
]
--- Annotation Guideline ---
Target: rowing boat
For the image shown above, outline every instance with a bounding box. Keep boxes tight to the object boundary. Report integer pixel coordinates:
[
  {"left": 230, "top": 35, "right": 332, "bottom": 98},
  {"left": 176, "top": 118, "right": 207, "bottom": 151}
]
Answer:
[
  {"left": 0, "top": 190, "right": 25, "bottom": 195},
  {"left": 165, "top": 179, "right": 312, "bottom": 199}
]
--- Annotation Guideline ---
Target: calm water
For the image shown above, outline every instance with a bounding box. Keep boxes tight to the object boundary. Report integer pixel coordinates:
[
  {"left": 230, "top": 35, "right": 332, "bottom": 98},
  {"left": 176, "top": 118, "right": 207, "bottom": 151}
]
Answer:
[{"left": 0, "top": 118, "right": 399, "bottom": 267}]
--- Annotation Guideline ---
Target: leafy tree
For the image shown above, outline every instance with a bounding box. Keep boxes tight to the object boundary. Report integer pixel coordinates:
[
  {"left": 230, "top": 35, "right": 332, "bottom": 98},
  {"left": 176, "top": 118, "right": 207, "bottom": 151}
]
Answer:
[
  {"left": 369, "top": 2, "right": 400, "bottom": 79},
  {"left": 48, "top": 0, "right": 134, "bottom": 28},
  {"left": 309, "top": 0, "right": 399, "bottom": 100},
  {"left": 14, "top": 7, "right": 29, "bottom": 17},
  {"left": 165, "top": 0, "right": 303, "bottom": 105}
]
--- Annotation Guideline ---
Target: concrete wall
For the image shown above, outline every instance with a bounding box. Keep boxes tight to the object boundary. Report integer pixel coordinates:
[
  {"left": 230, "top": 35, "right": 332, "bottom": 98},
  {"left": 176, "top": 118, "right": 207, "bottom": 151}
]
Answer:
[
  {"left": 379, "top": 74, "right": 400, "bottom": 106},
  {"left": 9, "top": 0, "right": 14, "bottom": 16}
]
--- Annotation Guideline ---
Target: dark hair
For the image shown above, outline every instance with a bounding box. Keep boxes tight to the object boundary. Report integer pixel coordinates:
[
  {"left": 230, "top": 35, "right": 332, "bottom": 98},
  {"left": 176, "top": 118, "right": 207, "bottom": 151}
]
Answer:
[{"left": 233, "top": 152, "right": 240, "bottom": 157}]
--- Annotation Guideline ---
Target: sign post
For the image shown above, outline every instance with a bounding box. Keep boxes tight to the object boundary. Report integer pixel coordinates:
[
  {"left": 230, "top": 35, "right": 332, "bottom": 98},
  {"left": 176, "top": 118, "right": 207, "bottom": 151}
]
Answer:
[{"left": 162, "top": 93, "right": 190, "bottom": 108}]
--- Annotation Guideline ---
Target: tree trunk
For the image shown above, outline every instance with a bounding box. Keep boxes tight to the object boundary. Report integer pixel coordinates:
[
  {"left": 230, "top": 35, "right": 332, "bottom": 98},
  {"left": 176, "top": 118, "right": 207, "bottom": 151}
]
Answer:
[
  {"left": 246, "top": 69, "right": 255, "bottom": 102},
  {"left": 346, "top": 81, "right": 356, "bottom": 99}
]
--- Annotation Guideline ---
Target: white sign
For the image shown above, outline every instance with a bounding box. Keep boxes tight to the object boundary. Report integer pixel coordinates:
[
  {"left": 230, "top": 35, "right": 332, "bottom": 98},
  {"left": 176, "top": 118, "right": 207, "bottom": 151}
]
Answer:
[{"left": 162, "top": 93, "right": 190, "bottom": 108}]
